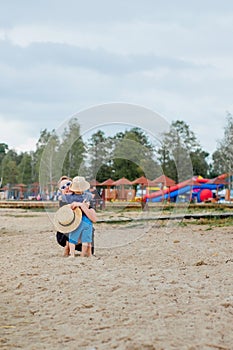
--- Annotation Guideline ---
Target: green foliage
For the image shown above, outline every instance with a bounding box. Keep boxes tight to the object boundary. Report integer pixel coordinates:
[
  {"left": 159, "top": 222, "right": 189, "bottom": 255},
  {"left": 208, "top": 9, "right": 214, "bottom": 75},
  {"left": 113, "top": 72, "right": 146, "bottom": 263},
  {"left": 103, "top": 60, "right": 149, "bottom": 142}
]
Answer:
[
  {"left": 0, "top": 120, "right": 87, "bottom": 190},
  {"left": 0, "top": 149, "right": 20, "bottom": 185},
  {"left": 0, "top": 143, "right": 8, "bottom": 163},
  {"left": 1, "top": 117, "right": 230, "bottom": 190},
  {"left": 112, "top": 128, "right": 160, "bottom": 180},
  {"left": 190, "top": 149, "right": 209, "bottom": 178},
  {"left": 34, "top": 129, "right": 54, "bottom": 183},
  {"left": 38, "top": 118, "right": 86, "bottom": 192},
  {"left": 157, "top": 120, "right": 209, "bottom": 182},
  {"left": 85, "top": 128, "right": 160, "bottom": 182},
  {"left": 86, "top": 127, "right": 160, "bottom": 181},
  {"left": 87, "top": 130, "right": 111, "bottom": 182},
  {"left": 0, "top": 143, "right": 9, "bottom": 185},
  {"left": 211, "top": 113, "right": 233, "bottom": 176},
  {"left": 59, "top": 118, "right": 86, "bottom": 178},
  {"left": 17, "top": 153, "right": 33, "bottom": 184},
  {"left": 39, "top": 129, "right": 60, "bottom": 187}
]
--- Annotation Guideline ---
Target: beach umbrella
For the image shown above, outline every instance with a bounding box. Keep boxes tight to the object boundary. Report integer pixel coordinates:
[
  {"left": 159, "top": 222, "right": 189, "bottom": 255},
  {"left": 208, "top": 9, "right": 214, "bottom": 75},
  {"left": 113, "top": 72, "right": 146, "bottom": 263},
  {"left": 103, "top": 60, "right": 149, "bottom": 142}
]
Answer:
[
  {"left": 131, "top": 176, "right": 149, "bottom": 186},
  {"left": 152, "top": 175, "right": 176, "bottom": 187},
  {"left": 11, "top": 183, "right": 27, "bottom": 199},
  {"left": 99, "top": 178, "right": 115, "bottom": 186},
  {"left": 131, "top": 176, "right": 150, "bottom": 202},
  {"left": 151, "top": 176, "right": 176, "bottom": 202},
  {"left": 99, "top": 178, "right": 115, "bottom": 201},
  {"left": 112, "top": 177, "right": 132, "bottom": 186},
  {"left": 112, "top": 177, "right": 132, "bottom": 200},
  {"left": 89, "top": 179, "right": 101, "bottom": 187}
]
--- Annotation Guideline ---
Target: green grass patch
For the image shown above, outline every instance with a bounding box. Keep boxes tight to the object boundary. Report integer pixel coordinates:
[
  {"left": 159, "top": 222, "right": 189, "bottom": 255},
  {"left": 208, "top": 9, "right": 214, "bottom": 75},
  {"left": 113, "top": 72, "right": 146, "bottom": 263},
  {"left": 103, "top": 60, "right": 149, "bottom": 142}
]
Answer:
[{"left": 189, "top": 217, "right": 233, "bottom": 227}]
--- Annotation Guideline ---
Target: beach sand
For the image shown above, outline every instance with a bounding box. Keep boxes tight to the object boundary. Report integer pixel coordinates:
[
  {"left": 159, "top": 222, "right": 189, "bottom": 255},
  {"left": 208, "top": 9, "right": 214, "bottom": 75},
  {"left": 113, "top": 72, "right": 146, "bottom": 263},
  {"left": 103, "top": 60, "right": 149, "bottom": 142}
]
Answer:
[{"left": 0, "top": 208, "right": 233, "bottom": 350}]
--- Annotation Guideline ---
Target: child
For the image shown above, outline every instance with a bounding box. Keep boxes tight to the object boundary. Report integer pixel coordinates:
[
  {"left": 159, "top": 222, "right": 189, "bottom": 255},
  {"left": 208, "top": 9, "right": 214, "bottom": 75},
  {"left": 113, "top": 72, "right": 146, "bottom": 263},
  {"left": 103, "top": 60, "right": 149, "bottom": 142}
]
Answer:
[{"left": 62, "top": 176, "right": 97, "bottom": 258}]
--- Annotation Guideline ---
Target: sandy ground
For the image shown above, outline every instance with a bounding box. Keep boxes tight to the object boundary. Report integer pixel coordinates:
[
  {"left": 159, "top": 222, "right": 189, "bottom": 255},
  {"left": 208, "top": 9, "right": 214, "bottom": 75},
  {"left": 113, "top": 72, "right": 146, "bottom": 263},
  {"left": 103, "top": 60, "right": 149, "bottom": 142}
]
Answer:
[{"left": 0, "top": 208, "right": 233, "bottom": 350}]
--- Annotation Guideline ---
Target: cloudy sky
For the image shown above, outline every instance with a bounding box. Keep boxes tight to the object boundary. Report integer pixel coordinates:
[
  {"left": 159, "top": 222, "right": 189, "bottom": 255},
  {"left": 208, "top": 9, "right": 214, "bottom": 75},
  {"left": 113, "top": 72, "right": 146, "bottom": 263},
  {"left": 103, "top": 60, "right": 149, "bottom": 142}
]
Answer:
[{"left": 0, "top": 0, "right": 232, "bottom": 157}]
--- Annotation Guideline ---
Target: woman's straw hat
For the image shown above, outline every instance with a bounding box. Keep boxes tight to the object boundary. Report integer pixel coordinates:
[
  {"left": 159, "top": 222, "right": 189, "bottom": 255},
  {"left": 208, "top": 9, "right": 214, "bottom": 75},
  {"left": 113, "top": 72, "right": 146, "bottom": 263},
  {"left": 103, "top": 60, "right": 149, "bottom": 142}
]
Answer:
[
  {"left": 53, "top": 205, "right": 82, "bottom": 233},
  {"left": 69, "top": 176, "right": 90, "bottom": 192}
]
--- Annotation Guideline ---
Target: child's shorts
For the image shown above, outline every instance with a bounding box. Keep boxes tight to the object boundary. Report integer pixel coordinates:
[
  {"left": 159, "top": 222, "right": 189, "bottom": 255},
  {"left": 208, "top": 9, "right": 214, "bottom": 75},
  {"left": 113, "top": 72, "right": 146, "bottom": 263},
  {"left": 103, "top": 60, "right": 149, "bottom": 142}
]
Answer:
[{"left": 69, "top": 217, "right": 92, "bottom": 244}]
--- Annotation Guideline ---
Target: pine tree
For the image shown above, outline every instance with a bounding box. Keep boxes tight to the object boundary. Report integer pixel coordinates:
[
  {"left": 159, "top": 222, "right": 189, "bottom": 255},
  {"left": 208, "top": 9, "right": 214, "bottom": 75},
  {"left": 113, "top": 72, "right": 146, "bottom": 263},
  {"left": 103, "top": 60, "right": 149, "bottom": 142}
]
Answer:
[
  {"left": 211, "top": 113, "right": 233, "bottom": 176},
  {"left": 157, "top": 120, "right": 209, "bottom": 182}
]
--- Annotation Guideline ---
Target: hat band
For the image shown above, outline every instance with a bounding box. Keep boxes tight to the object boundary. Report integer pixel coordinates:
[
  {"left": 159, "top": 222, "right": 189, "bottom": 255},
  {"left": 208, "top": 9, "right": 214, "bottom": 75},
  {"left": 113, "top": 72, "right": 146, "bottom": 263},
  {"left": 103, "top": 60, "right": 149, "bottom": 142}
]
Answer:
[{"left": 59, "top": 212, "right": 76, "bottom": 227}]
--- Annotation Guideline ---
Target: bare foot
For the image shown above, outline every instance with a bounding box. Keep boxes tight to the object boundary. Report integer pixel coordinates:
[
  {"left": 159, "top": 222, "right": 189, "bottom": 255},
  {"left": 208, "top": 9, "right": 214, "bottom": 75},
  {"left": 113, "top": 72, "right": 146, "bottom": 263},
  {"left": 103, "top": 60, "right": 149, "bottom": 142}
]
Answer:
[{"left": 63, "top": 246, "right": 70, "bottom": 257}]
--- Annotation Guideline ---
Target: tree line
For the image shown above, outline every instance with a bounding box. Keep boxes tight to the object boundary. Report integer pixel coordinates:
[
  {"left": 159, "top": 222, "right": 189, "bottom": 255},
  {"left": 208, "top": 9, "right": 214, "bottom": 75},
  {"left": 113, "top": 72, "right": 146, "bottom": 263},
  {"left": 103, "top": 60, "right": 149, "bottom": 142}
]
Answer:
[{"left": 0, "top": 115, "right": 232, "bottom": 188}]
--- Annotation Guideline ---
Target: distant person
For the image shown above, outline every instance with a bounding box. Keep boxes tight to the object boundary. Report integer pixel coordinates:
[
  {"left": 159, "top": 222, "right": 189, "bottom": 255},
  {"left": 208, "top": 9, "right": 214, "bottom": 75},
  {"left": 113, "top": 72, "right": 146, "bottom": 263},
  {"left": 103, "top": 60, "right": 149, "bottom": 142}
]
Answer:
[{"left": 89, "top": 186, "right": 103, "bottom": 210}]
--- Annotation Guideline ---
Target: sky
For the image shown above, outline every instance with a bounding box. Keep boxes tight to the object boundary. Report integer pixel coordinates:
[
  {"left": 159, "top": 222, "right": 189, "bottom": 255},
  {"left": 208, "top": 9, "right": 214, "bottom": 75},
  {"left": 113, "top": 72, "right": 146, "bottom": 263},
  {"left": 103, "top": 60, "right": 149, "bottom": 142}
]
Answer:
[{"left": 0, "top": 0, "right": 232, "bottom": 158}]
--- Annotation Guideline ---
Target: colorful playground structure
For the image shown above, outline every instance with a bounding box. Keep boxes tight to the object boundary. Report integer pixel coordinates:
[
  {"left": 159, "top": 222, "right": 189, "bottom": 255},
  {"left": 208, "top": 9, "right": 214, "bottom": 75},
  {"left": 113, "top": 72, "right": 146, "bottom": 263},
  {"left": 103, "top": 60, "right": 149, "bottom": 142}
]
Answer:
[
  {"left": 0, "top": 174, "right": 231, "bottom": 204},
  {"left": 144, "top": 174, "right": 231, "bottom": 203}
]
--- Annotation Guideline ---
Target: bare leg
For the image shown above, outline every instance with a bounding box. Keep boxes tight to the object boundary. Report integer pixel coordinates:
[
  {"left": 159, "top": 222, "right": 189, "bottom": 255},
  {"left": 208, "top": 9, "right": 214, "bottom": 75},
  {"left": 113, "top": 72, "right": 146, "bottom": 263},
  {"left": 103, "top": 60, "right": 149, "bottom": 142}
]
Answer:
[
  {"left": 80, "top": 243, "right": 92, "bottom": 257},
  {"left": 81, "top": 243, "right": 88, "bottom": 257},
  {"left": 63, "top": 241, "right": 69, "bottom": 257},
  {"left": 69, "top": 242, "right": 76, "bottom": 257},
  {"left": 86, "top": 243, "right": 92, "bottom": 257}
]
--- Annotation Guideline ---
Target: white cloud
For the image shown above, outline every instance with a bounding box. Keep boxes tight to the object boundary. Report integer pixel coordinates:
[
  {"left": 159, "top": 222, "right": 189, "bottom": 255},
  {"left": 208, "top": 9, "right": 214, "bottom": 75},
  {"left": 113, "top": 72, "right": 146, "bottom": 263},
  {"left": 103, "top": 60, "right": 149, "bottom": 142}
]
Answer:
[
  {"left": 0, "top": 1, "right": 232, "bottom": 158},
  {"left": 4, "top": 12, "right": 233, "bottom": 60},
  {"left": 15, "top": 137, "right": 37, "bottom": 153},
  {"left": 0, "top": 115, "right": 37, "bottom": 152}
]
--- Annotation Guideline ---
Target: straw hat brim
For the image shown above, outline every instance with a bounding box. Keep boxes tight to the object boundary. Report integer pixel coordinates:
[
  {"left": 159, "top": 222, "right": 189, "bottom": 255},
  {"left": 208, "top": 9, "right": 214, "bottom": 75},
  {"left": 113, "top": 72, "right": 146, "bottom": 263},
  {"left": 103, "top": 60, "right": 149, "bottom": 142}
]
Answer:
[
  {"left": 69, "top": 177, "right": 90, "bottom": 192},
  {"left": 53, "top": 205, "right": 82, "bottom": 234}
]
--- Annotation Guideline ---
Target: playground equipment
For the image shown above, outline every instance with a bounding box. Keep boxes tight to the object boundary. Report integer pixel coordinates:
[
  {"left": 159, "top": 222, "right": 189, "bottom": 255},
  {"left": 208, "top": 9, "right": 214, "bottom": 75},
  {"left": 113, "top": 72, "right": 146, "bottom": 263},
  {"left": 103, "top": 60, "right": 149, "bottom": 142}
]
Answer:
[
  {"left": 198, "top": 188, "right": 213, "bottom": 202},
  {"left": 144, "top": 176, "right": 226, "bottom": 203}
]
